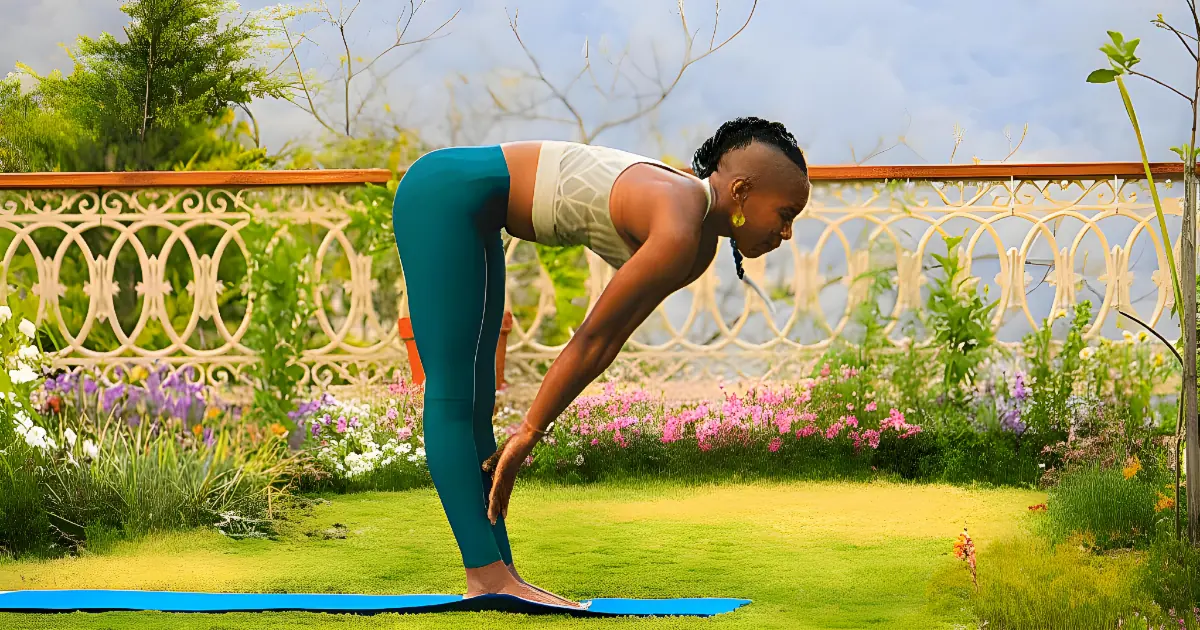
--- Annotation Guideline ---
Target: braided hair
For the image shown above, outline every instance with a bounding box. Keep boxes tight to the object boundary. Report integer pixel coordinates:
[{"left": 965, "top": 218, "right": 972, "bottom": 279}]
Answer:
[{"left": 691, "top": 117, "right": 808, "bottom": 280}]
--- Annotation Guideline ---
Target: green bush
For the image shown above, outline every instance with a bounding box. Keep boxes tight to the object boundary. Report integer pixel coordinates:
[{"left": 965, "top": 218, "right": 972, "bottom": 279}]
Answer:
[
  {"left": 1041, "top": 464, "right": 1160, "bottom": 550},
  {"left": 1141, "top": 536, "right": 1200, "bottom": 625},
  {"left": 968, "top": 534, "right": 1154, "bottom": 629},
  {"left": 0, "top": 432, "right": 51, "bottom": 557}
]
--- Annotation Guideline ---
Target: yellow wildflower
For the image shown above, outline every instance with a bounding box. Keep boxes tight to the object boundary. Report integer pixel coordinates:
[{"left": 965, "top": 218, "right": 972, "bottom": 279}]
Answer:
[
  {"left": 1137, "top": 330, "right": 1149, "bottom": 343},
  {"left": 269, "top": 423, "right": 288, "bottom": 437},
  {"left": 205, "top": 406, "right": 220, "bottom": 420},
  {"left": 1122, "top": 331, "right": 1134, "bottom": 344},
  {"left": 130, "top": 365, "right": 149, "bottom": 382},
  {"left": 1156, "top": 492, "right": 1176, "bottom": 513},
  {"left": 192, "top": 424, "right": 203, "bottom": 437},
  {"left": 1153, "top": 353, "right": 1165, "bottom": 368},
  {"left": 1122, "top": 455, "right": 1142, "bottom": 480}
]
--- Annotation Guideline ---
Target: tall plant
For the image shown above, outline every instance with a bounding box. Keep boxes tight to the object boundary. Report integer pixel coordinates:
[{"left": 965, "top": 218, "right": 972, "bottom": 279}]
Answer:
[
  {"left": 1088, "top": 8, "right": 1200, "bottom": 541},
  {"left": 242, "top": 220, "right": 317, "bottom": 432}
]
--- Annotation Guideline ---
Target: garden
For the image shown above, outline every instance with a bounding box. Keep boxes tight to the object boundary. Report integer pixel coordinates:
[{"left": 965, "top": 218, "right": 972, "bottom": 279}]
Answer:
[{"left": 5, "top": 0, "right": 1200, "bottom": 628}]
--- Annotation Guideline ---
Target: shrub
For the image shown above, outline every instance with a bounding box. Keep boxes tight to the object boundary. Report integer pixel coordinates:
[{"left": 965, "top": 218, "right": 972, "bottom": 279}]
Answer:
[
  {"left": 1041, "top": 463, "right": 1159, "bottom": 550},
  {"left": 968, "top": 534, "right": 1153, "bottom": 629}
]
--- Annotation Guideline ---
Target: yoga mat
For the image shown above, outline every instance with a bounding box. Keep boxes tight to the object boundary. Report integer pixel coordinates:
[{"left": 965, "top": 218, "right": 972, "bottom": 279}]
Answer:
[{"left": 0, "top": 590, "right": 751, "bottom": 618}]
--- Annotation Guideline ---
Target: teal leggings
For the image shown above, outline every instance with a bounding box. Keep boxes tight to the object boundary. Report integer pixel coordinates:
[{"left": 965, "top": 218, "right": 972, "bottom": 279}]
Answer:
[{"left": 392, "top": 145, "right": 514, "bottom": 569}]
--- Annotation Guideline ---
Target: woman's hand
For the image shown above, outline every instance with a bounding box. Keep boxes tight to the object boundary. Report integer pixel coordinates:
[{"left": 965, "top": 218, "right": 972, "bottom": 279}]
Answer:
[{"left": 482, "top": 423, "right": 542, "bottom": 525}]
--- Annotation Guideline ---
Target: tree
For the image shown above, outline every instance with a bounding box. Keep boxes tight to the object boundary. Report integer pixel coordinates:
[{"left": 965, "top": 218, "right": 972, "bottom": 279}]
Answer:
[
  {"left": 264, "top": 0, "right": 458, "bottom": 140},
  {"left": 1088, "top": 8, "right": 1200, "bottom": 542},
  {"left": 12, "top": 0, "right": 283, "bottom": 171},
  {"left": 484, "top": 0, "right": 757, "bottom": 145}
]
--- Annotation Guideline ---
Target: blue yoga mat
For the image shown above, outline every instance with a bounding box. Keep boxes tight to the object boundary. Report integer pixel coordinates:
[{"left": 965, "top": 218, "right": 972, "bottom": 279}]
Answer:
[{"left": 0, "top": 590, "right": 751, "bottom": 617}]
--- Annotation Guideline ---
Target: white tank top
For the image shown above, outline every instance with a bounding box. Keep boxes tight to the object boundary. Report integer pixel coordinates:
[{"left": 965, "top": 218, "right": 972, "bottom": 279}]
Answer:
[{"left": 530, "top": 141, "right": 713, "bottom": 269}]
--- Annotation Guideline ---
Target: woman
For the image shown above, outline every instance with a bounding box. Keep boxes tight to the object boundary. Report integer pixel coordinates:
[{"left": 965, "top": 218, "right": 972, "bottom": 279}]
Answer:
[{"left": 391, "top": 116, "right": 811, "bottom": 609}]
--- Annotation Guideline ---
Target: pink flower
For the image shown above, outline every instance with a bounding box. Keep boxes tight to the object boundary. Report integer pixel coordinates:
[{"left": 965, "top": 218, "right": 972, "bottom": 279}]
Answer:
[
  {"left": 865, "top": 401, "right": 877, "bottom": 412},
  {"left": 386, "top": 407, "right": 399, "bottom": 421},
  {"left": 397, "top": 427, "right": 412, "bottom": 440},
  {"left": 796, "top": 425, "right": 818, "bottom": 439},
  {"left": 864, "top": 429, "right": 881, "bottom": 449},
  {"left": 523, "top": 455, "right": 533, "bottom": 467},
  {"left": 820, "top": 365, "right": 831, "bottom": 378},
  {"left": 590, "top": 438, "right": 599, "bottom": 445},
  {"left": 847, "top": 403, "right": 855, "bottom": 412},
  {"left": 825, "top": 422, "right": 844, "bottom": 439},
  {"left": 335, "top": 416, "right": 347, "bottom": 433},
  {"left": 843, "top": 415, "right": 859, "bottom": 428},
  {"left": 769, "top": 437, "right": 782, "bottom": 452}
]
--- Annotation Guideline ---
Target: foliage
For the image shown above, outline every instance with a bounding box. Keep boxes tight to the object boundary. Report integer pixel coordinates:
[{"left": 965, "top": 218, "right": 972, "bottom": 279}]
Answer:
[
  {"left": 242, "top": 220, "right": 318, "bottom": 430},
  {"left": 1040, "top": 463, "right": 1161, "bottom": 550},
  {"left": 1020, "top": 302, "right": 1094, "bottom": 445},
  {"left": 534, "top": 244, "right": 590, "bottom": 346},
  {"left": 6, "top": 0, "right": 283, "bottom": 171},
  {"left": 967, "top": 534, "right": 1156, "bottom": 629},
  {"left": 290, "top": 382, "right": 430, "bottom": 492},
  {"left": 1, "top": 364, "right": 292, "bottom": 558},
  {"left": 925, "top": 234, "right": 998, "bottom": 397}
]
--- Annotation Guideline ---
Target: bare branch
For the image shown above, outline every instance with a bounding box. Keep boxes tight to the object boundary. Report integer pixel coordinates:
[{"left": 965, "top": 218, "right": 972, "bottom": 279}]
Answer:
[
  {"left": 1130, "top": 69, "right": 1196, "bottom": 103},
  {"left": 587, "top": 0, "right": 758, "bottom": 142},
  {"left": 506, "top": 8, "right": 588, "bottom": 140},
  {"left": 1000, "top": 123, "right": 1029, "bottom": 163},
  {"left": 1155, "top": 19, "right": 1199, "bottom": 61},
  {"left": 949, "top": 122, "right": 965, "bottom": 163}
]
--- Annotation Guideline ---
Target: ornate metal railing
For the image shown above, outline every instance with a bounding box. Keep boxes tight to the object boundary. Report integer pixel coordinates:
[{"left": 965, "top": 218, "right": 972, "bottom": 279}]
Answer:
[{"left": 0, "top": 162, "right": 1189, "bottom": 390}]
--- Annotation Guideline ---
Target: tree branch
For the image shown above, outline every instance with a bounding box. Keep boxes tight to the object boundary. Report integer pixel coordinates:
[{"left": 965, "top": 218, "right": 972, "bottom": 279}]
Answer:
[
  {"left": 1130, "top": 69, "right": 1196, "bottom": 103},
  {"left": 506, "top": 8, "right": 588, "bottom": 141},
  {"left": 1155, "top": 19, "right": 1199, "bottom": 60}
]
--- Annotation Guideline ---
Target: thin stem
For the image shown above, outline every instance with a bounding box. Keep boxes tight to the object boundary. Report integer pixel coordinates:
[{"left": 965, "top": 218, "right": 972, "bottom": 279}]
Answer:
[
  {"left": 1117, "top": 75, "right": 1184, "bottom": 314},
  {"left": 1116, "top": 309, "right": 1184, "bottom": 366},
  {"left": 1154, "top": 20, "right": 1198, "bottom": 59},
  {"left": 1129, "top": 70, "right": 1196, "bottom": 103}
]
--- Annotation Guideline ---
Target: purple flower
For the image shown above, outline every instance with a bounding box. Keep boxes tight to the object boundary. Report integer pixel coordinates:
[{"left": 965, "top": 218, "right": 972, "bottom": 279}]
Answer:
[
  {"left": 83, "top": 376, "right": 98, "bottom": 396},
  {"left": 1000, "top": 408, "right": 1026, "bottom": 434},
  {"left": 311, "top": 423, "right": 321, "bottom": 437},
  {"left": 102, "top": 384, "right": 127, "bottom": 413},
  {"left": 1011, "top": 371, "right": 1031, "bottom": 402},
  {"left": 202, "top": 427, "right": 215, "bottom": 447}
]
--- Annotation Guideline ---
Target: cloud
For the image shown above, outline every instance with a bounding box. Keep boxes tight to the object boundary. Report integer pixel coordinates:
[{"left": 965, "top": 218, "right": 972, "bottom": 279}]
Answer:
[{"left": 2, "top": 0, "right": 1193, "bottom": 163}]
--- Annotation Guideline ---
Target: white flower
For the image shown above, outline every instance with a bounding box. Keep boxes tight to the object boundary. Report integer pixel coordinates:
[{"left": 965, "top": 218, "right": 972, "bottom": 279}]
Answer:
[
  {"left": 1079, "top": 347, "right": 1095, "bottom": 361},
  {"left": 399, "top": 443, "right": 412, "bottom": 454},
  {"left": 82, "top": 439, "right": 99, "bottom": 460},
  {"left": 8, "top": 364, "right": 37, "bottom": 384},
  {"left": 415, "top": 447, "right": 425, "bottom": 458},
  {"left": 1122, "top": 330, "right": 1135, "bottom": 343},
  {"left": 18, "top": 318, "right": 36, "bottom": 338},
  {"left": 574, "top": 454, "right": 584, "bottom": 466},
  {"left": 0, "top": 305, "right": 10, "bottom": 322},
  {"left": 17, "top": 345, "right": 40, "bottom": 360},
  {"left": 64, "top": 428, "right": 77, "bottom": 447}
]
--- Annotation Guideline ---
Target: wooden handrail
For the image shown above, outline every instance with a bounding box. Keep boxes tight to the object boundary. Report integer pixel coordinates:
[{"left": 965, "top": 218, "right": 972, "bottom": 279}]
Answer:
[
  {"left": 0, "top": 169, "right": 394, "bottom": 189},
  {"left": 0, "top": 162, "right": 1185, "bottom": 189}
]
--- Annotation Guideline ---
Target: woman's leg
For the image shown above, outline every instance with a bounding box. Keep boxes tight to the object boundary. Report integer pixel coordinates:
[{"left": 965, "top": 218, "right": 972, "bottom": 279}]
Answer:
[
  {"left": 474, "top": 230, "right": 514, "bottom": 566},
  {"left": 392, "top": 146, "right": 583, "bottom": 607}
]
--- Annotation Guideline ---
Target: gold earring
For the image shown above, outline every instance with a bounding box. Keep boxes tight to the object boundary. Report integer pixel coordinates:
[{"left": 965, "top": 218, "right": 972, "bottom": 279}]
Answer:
[{"left": 731, "top": 204, "right": 746, "bottom": 228}]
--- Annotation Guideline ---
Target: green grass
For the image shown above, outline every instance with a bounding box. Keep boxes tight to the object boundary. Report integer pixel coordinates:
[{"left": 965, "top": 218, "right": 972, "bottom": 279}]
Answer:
[{"left": 0, "top": 479, "right": 1044, "bottom": 629}]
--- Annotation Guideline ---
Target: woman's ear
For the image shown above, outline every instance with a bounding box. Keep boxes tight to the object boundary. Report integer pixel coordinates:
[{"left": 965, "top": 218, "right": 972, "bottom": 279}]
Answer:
[{"left": 730, "top": 177, "right": 751, "bottom": 205}]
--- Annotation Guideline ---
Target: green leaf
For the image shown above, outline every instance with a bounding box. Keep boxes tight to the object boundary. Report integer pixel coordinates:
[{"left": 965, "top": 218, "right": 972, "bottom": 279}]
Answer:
[
  {"left": 1087, "top": 69, "right": 1119, "bottom": 84},
  {"left": 1107, "top": 30, "right": 1125, "bottom": 47}
]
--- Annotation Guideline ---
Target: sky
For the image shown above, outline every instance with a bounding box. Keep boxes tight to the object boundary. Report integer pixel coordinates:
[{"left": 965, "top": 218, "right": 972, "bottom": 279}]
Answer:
[{"left": 3, "top": 0, "right": 1198, "bottom": 165}]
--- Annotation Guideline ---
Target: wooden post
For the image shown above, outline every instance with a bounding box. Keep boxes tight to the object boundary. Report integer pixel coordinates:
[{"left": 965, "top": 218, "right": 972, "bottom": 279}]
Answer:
[{"left": 1184, "top": 156, "right": 1198, "bottom": 543}]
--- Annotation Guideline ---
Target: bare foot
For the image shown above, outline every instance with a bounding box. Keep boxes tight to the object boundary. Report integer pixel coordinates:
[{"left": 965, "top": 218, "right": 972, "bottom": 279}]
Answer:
[
  {"left": 465, "top": 560, "right": 588, "bottom": 610},
  {"left": 506, "top": 563, "right": 580, "bottom": 608}
]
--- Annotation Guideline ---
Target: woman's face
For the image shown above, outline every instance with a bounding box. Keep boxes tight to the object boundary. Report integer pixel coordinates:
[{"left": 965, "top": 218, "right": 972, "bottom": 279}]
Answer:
[{"left": 730, "top": 168, "right": 811, "bottom": 259}]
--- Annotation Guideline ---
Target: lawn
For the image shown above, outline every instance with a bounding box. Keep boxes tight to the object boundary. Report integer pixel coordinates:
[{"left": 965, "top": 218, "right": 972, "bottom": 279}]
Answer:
[{"left": 0, "top": 479, "right": 1044, "bottom": 630}]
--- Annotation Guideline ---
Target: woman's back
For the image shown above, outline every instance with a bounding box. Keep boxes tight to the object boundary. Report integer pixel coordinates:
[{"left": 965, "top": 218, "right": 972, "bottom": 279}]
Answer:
[{"left": 500, "top": 141, "right": 710, "bottom": 269}]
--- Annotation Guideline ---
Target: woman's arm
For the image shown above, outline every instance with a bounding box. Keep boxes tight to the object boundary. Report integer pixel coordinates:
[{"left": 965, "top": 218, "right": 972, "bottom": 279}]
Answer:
[{"left": 518, "top": 221, "right": 700, "bottom": 435}]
